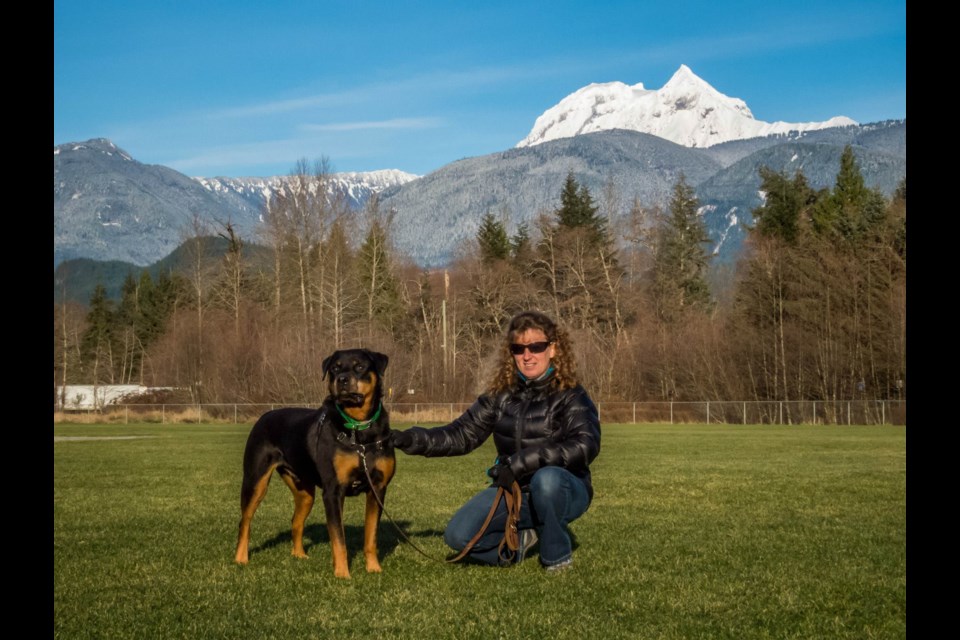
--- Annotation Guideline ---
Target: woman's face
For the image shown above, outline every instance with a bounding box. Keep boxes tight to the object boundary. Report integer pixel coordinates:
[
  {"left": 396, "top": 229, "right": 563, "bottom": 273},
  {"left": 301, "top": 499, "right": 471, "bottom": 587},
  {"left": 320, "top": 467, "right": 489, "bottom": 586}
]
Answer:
[{"left": 511, "top": 328, "right": 556, "bottom": 380}]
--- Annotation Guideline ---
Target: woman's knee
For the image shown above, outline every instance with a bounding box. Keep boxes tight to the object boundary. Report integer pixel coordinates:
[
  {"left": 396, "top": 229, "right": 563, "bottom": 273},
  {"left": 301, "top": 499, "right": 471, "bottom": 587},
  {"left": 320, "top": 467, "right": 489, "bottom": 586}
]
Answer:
[
  {"left": 529, "top": 466, "right": 567, "bottom": 498},
  {"left": 444, "top": 510, "right": 477, "bottom": 549},
  {"left": 444, "top": 490, "right": 497, "bottom": 549},
  {"left": 444, "top": 523, "right": 466, "bottom": 550}
]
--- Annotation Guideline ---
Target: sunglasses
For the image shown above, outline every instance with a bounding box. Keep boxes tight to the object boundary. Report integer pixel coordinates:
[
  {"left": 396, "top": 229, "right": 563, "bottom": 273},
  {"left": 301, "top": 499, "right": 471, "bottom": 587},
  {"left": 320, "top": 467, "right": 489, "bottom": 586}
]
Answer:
[{"left": 510, "top": 341, "right": 552, "bottom": 355}]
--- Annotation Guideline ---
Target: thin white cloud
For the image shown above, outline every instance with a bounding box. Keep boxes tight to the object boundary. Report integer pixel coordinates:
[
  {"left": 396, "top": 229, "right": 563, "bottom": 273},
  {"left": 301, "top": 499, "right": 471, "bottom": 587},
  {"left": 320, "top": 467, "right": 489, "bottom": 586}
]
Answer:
[
  {"left": 211, "top": 66, "right": 542, "bottom": 120},
  {"left": 217, "top": 92, "right": 361, "bottom": 118},
  {"left": 164, "top": 133, "right": 402, "bottom": 176},
  {"left": 302, "top": 117, "right": 443, "bottom": 132},
  {"left": 166, "top": 139, "right": 332, "bottom": 175}
]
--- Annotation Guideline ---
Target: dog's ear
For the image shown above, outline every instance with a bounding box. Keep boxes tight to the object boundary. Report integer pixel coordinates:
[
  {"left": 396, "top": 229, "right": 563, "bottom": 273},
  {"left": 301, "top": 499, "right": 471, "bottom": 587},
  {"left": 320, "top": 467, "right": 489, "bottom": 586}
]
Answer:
[
  {"left": 367, "top": 350, "right": 389, "bottom": 377},
  {"left": 322, "top": 352, "right": 340, "bottom": 380}
]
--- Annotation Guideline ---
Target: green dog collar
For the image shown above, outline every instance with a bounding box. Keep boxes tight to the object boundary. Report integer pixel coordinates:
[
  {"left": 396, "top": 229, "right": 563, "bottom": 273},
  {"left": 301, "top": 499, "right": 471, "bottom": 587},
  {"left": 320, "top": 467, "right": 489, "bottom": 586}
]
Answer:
[{"left": 335, "top": 402, "right": 382, "bottom": 430}]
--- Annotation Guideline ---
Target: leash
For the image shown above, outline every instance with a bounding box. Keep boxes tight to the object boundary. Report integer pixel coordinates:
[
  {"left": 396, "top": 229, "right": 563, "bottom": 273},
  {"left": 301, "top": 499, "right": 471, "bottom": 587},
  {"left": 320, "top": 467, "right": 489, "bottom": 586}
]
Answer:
[
  {"left": 446, "top": 480, "right": 522, "bottom": 564},
  {"left": 356, "top": 444, "right": 523, "bottom": 564}
]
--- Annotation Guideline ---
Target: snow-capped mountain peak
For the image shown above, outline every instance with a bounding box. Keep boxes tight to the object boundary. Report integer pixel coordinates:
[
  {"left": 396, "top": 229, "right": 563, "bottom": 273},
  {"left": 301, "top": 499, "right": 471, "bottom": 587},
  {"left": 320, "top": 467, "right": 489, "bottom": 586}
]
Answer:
[
  {"left": 659, "top": 64, "right": 753, "bottom": 118},
  {"left": 516, "top": 65, "right": 856, "bottom": 149}
]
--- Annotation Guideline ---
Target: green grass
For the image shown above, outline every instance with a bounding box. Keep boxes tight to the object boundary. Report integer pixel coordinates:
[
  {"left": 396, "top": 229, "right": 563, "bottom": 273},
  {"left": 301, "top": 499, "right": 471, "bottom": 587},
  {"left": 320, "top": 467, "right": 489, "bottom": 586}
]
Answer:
[{"left": 54, "top": 423, "right": 905, "bottom": 639}]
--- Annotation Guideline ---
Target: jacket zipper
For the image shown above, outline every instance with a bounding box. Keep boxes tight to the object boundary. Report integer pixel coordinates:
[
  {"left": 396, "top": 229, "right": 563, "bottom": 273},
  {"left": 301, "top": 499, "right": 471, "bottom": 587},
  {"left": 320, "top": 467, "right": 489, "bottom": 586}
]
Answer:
[{"left": 514, "top": 393, "right": 532, "bottom": 460}]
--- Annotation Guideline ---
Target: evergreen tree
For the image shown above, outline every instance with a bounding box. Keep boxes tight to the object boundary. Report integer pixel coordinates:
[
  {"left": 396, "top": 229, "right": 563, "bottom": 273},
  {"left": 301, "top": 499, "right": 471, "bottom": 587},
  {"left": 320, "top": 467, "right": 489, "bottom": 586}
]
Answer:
[
  {"left": 357, "top": 213, "right": 403, "bottom": 337},
  {"left": 510, "top": 222, "right": 529, "bottom": 253},
  {"left": 530, "top": 174, "right": 626, "bottom": 331},
  {"left": 555, "top": 172, "right": 607, "bottom": 243},
  {"left": 812, "top": 145, "right": 887, "bottom": 244},
  {"left": 137, "top": 271, "right": 169, "bottom": 350},
  {"left": 510, "top": 221, "right": 531, "bottom": 263},
  {"left": 80, "top": 283, "right": 116, "bottom": 386},
  {"left": 890, "top": 177, "right": 906, "bottom": 259},
  {"left": 751, "top": 167, "right": 817, "bottom": 243},
  {"left": 476, "top": 210, "right": 510, "bottom": 263},
  {"left": 153, "top": 270, "right": 187, "bottom": 324},
  {"left": 652, "top": 175, "right": 713, "bottom": 320},
  {"left": 115, "top": 272, "right": 145, "bottom": 383}
]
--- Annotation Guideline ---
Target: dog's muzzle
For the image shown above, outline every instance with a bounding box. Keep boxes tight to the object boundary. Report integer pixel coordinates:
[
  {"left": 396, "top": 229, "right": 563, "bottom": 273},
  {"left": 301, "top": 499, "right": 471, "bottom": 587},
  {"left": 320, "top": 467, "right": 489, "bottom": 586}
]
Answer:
[{"left": 334, "top": 374, "right": 365, "bottom": 405}]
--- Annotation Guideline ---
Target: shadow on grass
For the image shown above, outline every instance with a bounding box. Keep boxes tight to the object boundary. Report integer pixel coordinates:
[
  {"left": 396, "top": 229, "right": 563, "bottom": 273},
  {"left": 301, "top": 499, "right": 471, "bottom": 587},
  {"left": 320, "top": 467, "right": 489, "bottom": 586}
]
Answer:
[
  {"left": 247, "top": 518, "right": 580, "bottom": 567},
  {"left": 248, "top": 520, "right": 448, "bottom": 564}
]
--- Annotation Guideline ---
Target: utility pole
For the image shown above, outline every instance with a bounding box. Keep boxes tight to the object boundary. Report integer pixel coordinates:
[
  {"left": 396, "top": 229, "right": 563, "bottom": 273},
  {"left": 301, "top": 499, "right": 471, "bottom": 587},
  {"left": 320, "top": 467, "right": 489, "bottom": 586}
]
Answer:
[{"left": 441, "top": 270, "right": 449, "bottom": 375}]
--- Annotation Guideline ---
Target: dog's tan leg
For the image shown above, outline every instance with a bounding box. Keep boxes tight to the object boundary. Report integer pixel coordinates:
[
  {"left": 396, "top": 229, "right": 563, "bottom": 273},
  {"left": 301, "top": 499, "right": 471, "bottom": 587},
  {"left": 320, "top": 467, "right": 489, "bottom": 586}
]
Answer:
[
  {"left": 235, "top": 465, "right": 277, "bottom": 564},
  {"left": 363, "top": 490, "right": 383, "bottom": 573},
  {"left": 327, "top": 493, "right": 350, "bottom": 578},
  {"left": 281, "top": 474, "right": 315, "bottom": 559},
  {"left": 363, "top": 457, "right": 395, "bottom": 573}
]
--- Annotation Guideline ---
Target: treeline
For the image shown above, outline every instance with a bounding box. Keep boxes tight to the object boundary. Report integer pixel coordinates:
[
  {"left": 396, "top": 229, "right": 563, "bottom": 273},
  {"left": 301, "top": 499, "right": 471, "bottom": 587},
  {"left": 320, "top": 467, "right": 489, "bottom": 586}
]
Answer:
[{"left": 54, "top": 148, "right": 906, "bottom": 407}]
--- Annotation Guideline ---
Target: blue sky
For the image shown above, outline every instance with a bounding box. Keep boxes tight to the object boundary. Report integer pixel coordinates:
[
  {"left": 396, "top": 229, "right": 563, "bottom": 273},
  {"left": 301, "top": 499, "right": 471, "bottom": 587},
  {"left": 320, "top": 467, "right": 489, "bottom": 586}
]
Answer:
[{"left": 54, "top": 0, "right": 905, "bottom": 178}]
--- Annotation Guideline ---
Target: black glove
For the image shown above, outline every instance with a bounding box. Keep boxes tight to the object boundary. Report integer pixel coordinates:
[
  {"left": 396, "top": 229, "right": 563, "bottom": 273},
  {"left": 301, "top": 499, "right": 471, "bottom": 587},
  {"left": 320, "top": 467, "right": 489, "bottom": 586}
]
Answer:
[
  {"left": 390, "top": 429, "right": 416, "bottom": 453},
  {"left": 491, "top": 462, "right": 516, "bottom": 490}
]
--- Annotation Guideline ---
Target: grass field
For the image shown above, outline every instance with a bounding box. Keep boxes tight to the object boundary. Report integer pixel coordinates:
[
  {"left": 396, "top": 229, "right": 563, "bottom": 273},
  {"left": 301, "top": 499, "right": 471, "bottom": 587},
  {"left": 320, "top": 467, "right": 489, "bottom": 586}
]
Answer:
[{"left": 53, "top": 422, "right": 905, "bottom": 639}]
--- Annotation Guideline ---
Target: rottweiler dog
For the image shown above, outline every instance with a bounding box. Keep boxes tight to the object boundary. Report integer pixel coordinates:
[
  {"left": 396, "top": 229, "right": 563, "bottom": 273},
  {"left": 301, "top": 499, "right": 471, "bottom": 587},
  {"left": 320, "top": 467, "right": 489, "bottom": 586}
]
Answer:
[{"left": 234, "top": 349, "right": 395, "bottom": 578}]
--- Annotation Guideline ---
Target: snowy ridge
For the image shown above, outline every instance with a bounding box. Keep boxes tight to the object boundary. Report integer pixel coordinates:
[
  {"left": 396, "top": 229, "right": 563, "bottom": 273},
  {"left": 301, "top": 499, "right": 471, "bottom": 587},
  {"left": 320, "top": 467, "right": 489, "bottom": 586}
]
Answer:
[
  {"left": 55, "top": 137, "right": 135, "bottom": 161},
  {"left": 194, "top": 169, "right": 420, "bottom": 207},
  {"left": 517, "top": 65, "right": 857, "bottom": 149}
]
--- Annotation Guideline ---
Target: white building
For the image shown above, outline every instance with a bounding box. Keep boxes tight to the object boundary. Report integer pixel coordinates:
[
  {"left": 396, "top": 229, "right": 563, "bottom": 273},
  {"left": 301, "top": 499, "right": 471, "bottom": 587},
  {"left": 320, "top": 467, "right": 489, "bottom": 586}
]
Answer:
[{"left": 55, "top": 385, "right": 151, "bottom": 410}]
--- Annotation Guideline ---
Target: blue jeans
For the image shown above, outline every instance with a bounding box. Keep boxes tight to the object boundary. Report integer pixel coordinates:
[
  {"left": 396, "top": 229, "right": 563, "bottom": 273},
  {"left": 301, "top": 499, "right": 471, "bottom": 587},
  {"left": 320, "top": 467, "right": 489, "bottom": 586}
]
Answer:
[{"left": 444, "top": 466, "right": 591, "bottom": 567}]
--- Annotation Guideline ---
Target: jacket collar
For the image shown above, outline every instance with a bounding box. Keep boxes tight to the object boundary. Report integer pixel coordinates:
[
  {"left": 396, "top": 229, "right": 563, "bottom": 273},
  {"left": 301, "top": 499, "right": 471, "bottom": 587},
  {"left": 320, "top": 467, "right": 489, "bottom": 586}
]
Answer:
[{"left": 515, "top": 366, "right": 556, "bottom": 392}]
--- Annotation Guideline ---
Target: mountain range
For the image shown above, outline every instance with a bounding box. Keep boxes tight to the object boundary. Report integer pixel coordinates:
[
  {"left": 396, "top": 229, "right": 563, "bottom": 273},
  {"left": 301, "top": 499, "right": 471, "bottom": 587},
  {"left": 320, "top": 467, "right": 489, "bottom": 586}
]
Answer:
[
  {"left": 54, "top": 138, "right": 418, "bottom": 267},
  {"left": 54, "top": 66, "right": 906, "bottom": 291}
]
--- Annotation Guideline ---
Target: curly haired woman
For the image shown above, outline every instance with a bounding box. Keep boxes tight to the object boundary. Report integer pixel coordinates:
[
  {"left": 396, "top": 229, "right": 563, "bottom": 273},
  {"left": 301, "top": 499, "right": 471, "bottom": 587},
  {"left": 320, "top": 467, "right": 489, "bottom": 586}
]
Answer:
[{"left": 391, "top": 310, "right": 601, "bottom": 571}]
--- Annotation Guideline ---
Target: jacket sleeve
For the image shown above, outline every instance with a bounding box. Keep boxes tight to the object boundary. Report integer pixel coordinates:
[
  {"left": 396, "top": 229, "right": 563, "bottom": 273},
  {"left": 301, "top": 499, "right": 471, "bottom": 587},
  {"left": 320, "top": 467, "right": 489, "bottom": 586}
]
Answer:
[
  {"left": 399, "top": 393, "right": 501, "bottom": 457},
  {"left": 507, "top": 386, "right": 601, "bottom": 479}
]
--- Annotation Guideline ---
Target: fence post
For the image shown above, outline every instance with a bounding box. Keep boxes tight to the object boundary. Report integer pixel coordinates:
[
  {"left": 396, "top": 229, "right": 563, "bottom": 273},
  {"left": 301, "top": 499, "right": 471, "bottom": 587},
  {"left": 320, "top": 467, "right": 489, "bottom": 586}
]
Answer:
[
  {"left": 706, "top": 401, "right": 710, "bottom": 424},
  {"left": 779, "top": 401, "right": 783, "bottom": 425},
  {"left": 125, "top": 406, "right": 128, "bottom": 425},
  {"left": 847, "top": 402, "right": 851, "bottom": 425},
  {"left": 881, "top": 401, "right": 885, "bottom": 425},
  {"left": 235, "top": 404, "right": 238, "bottom": 424},
  {"left": 670, "top": 401, "right": 674, "bottom": 425},
  {"left": 633, "top": 402, "right": 636, "bottom": 424},
  {"left": 813, "top": 401, "right": 816, "bottom": 425},
  {"left": 162, "top": 404, "right": 165, "bottom": 424},
  {"left": 743, "top": 402, "right": 746, "bottom": 425}
]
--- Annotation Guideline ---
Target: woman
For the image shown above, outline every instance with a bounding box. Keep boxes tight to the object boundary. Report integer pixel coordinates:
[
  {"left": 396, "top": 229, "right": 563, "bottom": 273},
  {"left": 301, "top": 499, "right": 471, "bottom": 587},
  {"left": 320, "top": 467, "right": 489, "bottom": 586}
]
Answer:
[{"left": 391, "top": 311, "right": 601, "bottom": 571}]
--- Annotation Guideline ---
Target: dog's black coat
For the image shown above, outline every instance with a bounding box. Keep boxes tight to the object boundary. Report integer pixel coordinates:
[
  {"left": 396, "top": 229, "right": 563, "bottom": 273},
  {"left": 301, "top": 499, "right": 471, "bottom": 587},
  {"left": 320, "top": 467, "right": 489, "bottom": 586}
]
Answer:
[{"left": 234, "top": 349, "right": 394, "bottom": 578}]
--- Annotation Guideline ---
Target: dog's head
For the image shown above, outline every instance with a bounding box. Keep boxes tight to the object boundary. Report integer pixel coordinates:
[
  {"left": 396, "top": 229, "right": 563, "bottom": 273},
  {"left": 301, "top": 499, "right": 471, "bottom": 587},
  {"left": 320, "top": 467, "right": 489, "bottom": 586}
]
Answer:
[{"left": 322, "top": 349, "right": 389, "bottom": 414}]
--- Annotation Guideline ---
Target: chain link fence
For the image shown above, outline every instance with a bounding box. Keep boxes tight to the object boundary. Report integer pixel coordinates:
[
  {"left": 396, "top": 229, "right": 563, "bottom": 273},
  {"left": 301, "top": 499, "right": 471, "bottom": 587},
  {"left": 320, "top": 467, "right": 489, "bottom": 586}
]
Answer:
[{"left": 53, "top": 399, "right": 905, "bottom": 426}]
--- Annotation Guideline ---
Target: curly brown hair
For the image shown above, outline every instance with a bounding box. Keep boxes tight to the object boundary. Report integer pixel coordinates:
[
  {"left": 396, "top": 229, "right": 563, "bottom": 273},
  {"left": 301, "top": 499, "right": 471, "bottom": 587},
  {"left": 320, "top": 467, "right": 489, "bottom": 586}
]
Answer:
[{"left": 487, "top": 311, "right": 579, "bottom": 393}]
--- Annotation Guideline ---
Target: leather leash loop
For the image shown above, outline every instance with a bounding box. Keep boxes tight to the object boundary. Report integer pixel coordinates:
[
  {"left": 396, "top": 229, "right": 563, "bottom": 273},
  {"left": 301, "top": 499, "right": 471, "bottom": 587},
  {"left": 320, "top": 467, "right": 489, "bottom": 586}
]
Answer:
[
  {"left": 359, "top": 453, "right": 523, "bottom": 565},
  {"left": 447, "top": 481, "right": 522, "bottom": 564}
]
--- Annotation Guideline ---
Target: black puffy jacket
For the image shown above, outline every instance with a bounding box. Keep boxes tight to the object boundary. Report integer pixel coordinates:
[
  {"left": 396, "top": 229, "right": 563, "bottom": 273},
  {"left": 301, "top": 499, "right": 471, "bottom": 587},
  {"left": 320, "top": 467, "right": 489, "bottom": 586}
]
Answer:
[{"left": 401, "top": 372, "right": 601, "bottom": 499}]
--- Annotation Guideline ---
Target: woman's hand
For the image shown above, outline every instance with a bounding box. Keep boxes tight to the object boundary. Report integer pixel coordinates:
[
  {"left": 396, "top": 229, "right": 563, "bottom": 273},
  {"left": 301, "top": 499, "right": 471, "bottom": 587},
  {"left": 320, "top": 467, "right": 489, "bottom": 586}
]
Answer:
[
  {"left": 489, "top": 461, "right": 516, "bottom": 489},
  {"left": 390, "top": 429, "right": 416, "bottom": 452}
]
